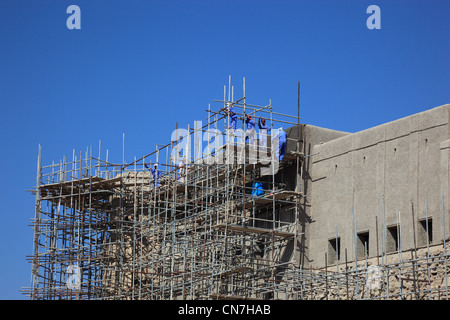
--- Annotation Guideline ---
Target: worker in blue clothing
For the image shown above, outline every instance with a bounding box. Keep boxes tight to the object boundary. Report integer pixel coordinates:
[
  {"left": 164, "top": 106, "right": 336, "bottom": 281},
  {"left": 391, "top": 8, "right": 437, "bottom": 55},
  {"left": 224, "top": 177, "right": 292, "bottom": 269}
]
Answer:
[
  {"left": 245, "top": 115, "right": 256, "bottom": 146},
  {"left": 145, "top": 163, "right": 161, "bottom": 187},
  {"left": 177, "top": 158, "right": 187, "bottom": 183},
  {"left": 225, "top": 103, "right": 237, "bottom": 131},
  {"left": 258, "top": 118, "right": 271, "bottom": 151},
  {"left": 152, "top": 164, "right": 161, "bottom": 187},
  {"left": 221, "top": 103, "right": 238, "bottom": 149},
  {"left": 273, "top": 128, "right": 287, "bottom": 161},
  {"left": 278, "top": 128, "right": 287, "bottom": 161}
]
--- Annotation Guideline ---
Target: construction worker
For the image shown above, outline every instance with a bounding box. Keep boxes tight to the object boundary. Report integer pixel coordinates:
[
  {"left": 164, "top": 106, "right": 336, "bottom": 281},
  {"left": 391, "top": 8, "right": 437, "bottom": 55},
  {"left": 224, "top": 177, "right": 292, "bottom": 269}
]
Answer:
[
  {"left": 245, "top": 115, "right": 256, "bottom": 146},
  {"left": 152, "top": 164, "right": 161, "bottom": 187},
  {"left": 221, "top": 103, "right": 238, "bottom": 150},
  {"left": 225, "top": 102, "right": 237, "bottom": 131},
  {"left": 273, "top": 128, "right": 287, "bottom": 161},
  {"left": 258, "top": 117, "right": 271, "bottom": 151},
  {"left": 145, "top": 163, "right": 161, "bottom": 187},
  {"left": 177, "top": 158, "right": 186, "bottom": 183}
]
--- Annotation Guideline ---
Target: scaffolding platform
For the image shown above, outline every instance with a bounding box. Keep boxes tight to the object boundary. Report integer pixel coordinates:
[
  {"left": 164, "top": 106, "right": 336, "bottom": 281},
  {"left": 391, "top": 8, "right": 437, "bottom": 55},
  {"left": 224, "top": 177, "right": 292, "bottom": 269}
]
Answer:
[
  {"left": 212, "top": 223, "right": 295, "bottom": 238},
  {"left": 236, "top": 190, "right": 303, "bottom": 210}
]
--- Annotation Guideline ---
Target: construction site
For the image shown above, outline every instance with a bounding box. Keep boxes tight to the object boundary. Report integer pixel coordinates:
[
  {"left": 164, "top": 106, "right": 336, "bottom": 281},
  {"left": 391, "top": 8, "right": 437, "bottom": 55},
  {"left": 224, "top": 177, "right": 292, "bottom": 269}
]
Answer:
[{"left": 23, "top": 78, "right": 450, "bottom": 300}]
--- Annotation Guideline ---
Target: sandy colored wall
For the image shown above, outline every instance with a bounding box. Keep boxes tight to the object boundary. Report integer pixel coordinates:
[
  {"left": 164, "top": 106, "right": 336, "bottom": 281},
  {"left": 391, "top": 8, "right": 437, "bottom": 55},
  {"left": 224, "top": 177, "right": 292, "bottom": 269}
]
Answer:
[{"left": 307, "top": 104, "right": 450, "bottom": 268}]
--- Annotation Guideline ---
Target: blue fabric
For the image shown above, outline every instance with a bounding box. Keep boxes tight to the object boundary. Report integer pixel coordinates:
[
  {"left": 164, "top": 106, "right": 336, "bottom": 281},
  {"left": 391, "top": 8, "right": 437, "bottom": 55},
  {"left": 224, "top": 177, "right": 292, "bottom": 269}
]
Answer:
[
  {"left": 272, "top": 129, "right": 287, "bottom": 161},
  {"left": 258, "top": 119, "right": 271, "bottom": 151},
  {"left": 151, "top": 168, "right": 161, "bottom": 187},
  {"left": 278, "top": 130, "right": 287, "bottom": 161},
  {"left": 278, "top": 129, "right": 287, "bottom": 143},
  {"left": 246, "top": 117, "right": 256, "bottom": 130},
  {"left": 258, "top": 119, "right": 271, "bottom": 135},
  {"left": 229, "top": 106, "right": 237, "bottom": 130},
  {"left": 252, "top": 182, "right": 264, "bottom": 196},
  {"left": 245, "top": 117, "right": 256, "bottom": 143}
]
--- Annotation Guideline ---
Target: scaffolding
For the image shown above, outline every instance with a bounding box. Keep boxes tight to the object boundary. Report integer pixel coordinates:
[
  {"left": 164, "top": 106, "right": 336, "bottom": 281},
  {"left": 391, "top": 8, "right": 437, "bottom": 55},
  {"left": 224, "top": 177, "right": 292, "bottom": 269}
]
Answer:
[
  {"left": 23, "top": 78, "right": 450, "bottom": 300},
  {"left": 24, "top": 78, "right": 305, "bottom": 300}
]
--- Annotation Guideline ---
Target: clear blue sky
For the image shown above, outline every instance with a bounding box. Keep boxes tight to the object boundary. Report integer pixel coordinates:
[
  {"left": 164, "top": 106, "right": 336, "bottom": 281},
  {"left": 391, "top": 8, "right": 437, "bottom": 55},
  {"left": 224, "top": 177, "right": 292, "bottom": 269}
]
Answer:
[{"left": 0, "top": 0, "right": 448, "bottom": 299}]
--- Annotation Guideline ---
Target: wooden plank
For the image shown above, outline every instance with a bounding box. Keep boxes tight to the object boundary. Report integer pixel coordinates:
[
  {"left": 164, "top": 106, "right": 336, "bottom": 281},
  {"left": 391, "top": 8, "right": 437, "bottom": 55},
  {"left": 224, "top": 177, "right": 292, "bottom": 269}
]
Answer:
[
  {"left": 236, "top": 190, "right": 303, "bottom": 210},
  {"left": 283, "top": 151, "right": 304, "bottom": 160},
  {"left": 40, "top": 176, "right": 121, "bottom": 191},
  {"left": 216, "top": 266, "right": 252, "bottom": 277},
  {"left": 212, "top": 224, "right": 294, "bottom": 238}
]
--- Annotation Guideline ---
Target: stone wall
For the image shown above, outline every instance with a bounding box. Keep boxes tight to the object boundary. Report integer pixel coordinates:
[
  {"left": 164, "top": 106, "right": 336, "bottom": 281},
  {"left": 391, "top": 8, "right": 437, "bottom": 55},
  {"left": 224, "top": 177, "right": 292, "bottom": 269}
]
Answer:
[
  {"left": 307, "top": 104, "right": 450, "bottom": 268},
  {"left": 289, "top": 242, "right": 450, "bottom": 300}
]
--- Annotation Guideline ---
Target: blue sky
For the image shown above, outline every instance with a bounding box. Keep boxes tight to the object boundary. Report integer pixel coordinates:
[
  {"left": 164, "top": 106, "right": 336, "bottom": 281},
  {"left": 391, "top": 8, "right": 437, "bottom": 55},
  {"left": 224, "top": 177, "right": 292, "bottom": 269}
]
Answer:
[{"left": 0, "top": 0, "right": 448, "bottom": 299}]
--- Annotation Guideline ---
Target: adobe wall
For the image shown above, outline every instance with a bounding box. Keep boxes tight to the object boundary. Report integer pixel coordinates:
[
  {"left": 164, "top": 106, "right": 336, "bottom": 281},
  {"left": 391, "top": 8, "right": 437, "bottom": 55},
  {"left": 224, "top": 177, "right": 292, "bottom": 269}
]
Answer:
[
  {"left": 307, "top": 104, "right": 450, "bottom": 268},
  {"left": 283, "top": 124, "right": 350, "bottom": 267},
  {"left": 287, "top": 242, "right": 450, "bottom": 300}
]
